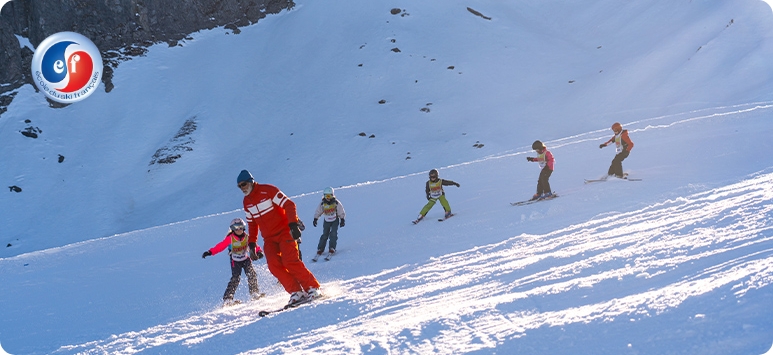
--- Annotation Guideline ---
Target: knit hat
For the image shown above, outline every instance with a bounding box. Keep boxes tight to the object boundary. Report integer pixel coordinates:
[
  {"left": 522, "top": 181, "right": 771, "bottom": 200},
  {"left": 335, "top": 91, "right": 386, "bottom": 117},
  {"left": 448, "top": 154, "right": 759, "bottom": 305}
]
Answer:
[{"left": 237, "top": 170, "right": 254, "bottom": 184}]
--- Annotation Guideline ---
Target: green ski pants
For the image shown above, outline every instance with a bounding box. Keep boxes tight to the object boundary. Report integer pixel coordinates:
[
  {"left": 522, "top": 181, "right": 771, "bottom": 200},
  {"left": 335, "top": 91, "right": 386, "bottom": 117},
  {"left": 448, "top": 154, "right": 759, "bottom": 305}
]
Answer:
[{"left": 420, "top": 195, "right": 451, "bottom": 216}]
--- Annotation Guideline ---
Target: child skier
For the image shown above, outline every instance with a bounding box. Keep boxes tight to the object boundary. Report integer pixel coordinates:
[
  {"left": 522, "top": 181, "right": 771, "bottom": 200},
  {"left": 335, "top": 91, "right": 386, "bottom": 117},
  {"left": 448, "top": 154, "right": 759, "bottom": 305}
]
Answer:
[
  {"left": 599, "top": 122, "right": 634, "bottom": 178},
  {"left": 311, "top": 187, "right": 346, "bottom": 262},
  {"left": 526, "top": 140, "right": 555, "bottom": 200},
  {"left": 413, "top": 169, "right": 460, "bottom": 224},
  {"left": 202, "top": 218, "right": 265, "bottom": 306}
]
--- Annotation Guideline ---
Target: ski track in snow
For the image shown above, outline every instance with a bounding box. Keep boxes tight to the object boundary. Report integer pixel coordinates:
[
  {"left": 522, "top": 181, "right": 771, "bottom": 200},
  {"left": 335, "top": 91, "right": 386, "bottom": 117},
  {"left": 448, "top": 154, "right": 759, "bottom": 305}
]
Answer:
[{"left": 57, "top": 171, "right": 773, "bottom": 354}]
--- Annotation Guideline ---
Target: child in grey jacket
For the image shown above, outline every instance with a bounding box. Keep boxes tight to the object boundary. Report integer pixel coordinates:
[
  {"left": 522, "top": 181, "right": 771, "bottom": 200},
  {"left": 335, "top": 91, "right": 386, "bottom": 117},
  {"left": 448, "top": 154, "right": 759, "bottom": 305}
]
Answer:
[{"left": 312, "top": 187, "right": 346, "bottom": 261}]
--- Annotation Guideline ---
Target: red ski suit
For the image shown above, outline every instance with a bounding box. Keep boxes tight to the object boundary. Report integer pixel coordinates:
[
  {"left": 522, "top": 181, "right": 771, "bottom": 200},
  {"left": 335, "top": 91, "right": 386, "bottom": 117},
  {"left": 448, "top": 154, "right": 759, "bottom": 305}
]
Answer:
[{"left": 243, "top": 182, "right": 320, "bottom": 294}]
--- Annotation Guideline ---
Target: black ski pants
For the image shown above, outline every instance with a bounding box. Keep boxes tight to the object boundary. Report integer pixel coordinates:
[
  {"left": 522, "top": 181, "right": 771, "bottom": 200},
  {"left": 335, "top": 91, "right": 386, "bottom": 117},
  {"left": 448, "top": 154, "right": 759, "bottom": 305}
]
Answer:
[
  {"left": 536, "top": 167, "right": 553, "bottom": 195},
  {"left": 317, "top": 218, "right": 340, "bottom": 253},
  {"left": 223, "top": 258, "right": 259, "bottom": 301},
  {"left": 607, "top": 150, "right": 630, "bottom": 178}
]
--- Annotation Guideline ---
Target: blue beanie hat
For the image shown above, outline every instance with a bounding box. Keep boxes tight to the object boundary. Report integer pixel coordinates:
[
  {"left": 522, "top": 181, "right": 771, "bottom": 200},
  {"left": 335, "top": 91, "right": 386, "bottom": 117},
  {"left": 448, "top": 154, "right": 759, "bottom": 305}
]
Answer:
[{"left": 237, "top": 170, "right": 254, "bottom": 184}]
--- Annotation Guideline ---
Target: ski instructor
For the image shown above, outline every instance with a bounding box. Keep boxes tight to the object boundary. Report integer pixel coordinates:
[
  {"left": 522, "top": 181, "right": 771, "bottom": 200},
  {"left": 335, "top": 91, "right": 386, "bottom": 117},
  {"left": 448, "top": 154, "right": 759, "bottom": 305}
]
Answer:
[{"left": 237, "top": 169, "right": 321, "bottom": 306}]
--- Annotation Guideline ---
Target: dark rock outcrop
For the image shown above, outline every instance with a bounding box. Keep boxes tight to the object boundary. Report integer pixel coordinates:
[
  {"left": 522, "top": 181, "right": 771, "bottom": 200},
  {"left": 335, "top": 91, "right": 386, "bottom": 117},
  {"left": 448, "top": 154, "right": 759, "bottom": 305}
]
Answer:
[
  {"left": 0, "top": 0, "right": 294, "bottom": 104},
  {"left": 149, "top": 116, "right": 197, "bottom": 166}
]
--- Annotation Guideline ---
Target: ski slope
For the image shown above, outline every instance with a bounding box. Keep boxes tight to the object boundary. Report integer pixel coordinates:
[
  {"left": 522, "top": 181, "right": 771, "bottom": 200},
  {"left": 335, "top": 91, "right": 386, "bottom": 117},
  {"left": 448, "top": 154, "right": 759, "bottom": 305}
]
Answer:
[
  {"left": 3, "top": 103, "right": 773, "bottom": 354},
  {"left": 2, "top": 0, "right": 773, "bottom": 354},
  {"left": 53, "top": 170, "right": 773, "bottom": 354}
]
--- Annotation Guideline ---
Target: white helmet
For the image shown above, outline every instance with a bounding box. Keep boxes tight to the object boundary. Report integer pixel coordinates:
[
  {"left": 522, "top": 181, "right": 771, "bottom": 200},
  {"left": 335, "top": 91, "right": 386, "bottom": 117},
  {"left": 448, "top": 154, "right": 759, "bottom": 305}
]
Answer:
[
  {"left": 230, "top": 218, "right": 246, "bottom": 231},
  {"left": 323, "top": 187, "right": 334, "bottom": 196}
]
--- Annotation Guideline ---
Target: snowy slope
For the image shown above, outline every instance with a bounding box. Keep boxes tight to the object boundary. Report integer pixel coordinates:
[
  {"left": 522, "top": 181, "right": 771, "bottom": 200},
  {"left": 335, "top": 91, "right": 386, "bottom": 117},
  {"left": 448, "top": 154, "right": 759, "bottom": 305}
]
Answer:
[
  {"left": 3, "top": 0, "right": 773, "bottom": 256},
  {"left": 2, "top": 0, "right": 773, "bottom": 354}
]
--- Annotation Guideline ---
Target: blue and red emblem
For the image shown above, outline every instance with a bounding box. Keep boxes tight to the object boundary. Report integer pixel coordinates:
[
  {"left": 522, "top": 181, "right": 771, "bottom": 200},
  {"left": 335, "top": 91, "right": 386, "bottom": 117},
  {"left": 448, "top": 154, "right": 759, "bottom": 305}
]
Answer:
[{"left": 31, "top": 32, "right": 103, "bottom": 104}]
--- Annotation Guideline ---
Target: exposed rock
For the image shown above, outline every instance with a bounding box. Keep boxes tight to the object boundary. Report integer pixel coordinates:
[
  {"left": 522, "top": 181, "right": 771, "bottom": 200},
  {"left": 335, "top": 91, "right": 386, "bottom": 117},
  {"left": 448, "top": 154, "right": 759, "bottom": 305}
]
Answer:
[
  {"left": 390, "top": 8, "right": 401, "bottom": 15},
  {"left": 58, "top": 154, "right": 65, "bottom": 163},
  {"left": 0, "top": 0, "right": 295, "bottom": 108},
  {"left": 8, "top": 185, "right": 22, "bottom": 193},
  {"left": 391, "top": 47, "right": 401, "bottom": 53},
  {"left": 0, "top": 92, "right": 17, "bottom": 116},
  {"left": 20, "top": 126, "right": 42, "bottom": 138},
  {"left": 149, "top": 116, "right": 197, "bottom": 166},
  {"left": 467, "top": 7, "right": 491, "bottom": 20}
]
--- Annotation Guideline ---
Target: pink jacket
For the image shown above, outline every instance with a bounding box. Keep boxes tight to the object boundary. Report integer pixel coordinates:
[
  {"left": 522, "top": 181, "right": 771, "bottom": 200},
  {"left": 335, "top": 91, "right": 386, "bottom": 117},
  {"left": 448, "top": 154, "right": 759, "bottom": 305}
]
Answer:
[
  {"left": 532, "top": 149, "right": 555, "bottom": 170},
  {"left": 209, "top": 232, "right": 262, "bottom": 262}
]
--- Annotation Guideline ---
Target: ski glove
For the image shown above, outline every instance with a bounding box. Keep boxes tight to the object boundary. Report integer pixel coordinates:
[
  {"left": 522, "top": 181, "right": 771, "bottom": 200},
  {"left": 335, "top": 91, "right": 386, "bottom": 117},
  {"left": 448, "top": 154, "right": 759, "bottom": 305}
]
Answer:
[
  {"left": 340, "top": 219, "right": 345, "bottom": 227},
  {"left": 527, "top": 157, "right": 535, "bottom": 162},
  {"left": 248, "top": 242, "right": 261, "bottom": 261},
  {"left": 298, "top": 219, "right": 306, "bottom": 231},
  {"left": 313, "top": 218, "right": 318, "bottom": 227},
  {"left": 599, "top": 143, "right": 606, "bottom": 149},
  {"left": 289, "top": 222, "right": 302, "bottom": 240},
  {"left": 202, "top": 251, "right": 212, "bottom": 259},
  {"left": 454, "top": 182, "right": 460, "bottom": 187}
]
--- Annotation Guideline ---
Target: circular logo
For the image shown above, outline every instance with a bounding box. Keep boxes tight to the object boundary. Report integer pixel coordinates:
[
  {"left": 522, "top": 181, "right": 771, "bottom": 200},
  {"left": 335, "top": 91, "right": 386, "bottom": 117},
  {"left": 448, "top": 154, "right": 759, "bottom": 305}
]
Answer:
[{"left": 31, "top": 32, "right": 103, "bottom": 104}]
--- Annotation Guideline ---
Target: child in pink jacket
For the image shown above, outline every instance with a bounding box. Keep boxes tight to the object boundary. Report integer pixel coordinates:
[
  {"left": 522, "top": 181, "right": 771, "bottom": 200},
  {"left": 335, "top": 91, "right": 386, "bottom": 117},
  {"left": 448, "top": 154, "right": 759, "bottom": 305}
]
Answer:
[
  {"left": 202, "top": 218, "right": 265, "bottom": 306},
  {"left": 526, "top": 140, "right": 555, "bottom": 200}
]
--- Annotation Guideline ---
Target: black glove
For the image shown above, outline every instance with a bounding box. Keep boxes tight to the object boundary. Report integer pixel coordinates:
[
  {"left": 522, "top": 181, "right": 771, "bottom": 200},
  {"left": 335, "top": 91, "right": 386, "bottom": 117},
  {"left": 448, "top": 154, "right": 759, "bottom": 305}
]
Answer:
[
  {"left": 340, "top": 219, "right": 345, "bottom": 227},
  {"left": 248, "top": 242, "right": 258, "bottom": 260},
  {"left": 255, "top": 251, "right": 264, "bottom": 260},
  {"left": 455, "top": 182, "right": 460, "bottom": 187},
  {"left": 527, "top": 157, "right": 534, "bottom": 162},
  {"left": 599, "top": 144, "right": 606, "bottom": 149},
  {"left": 289, "top": 222, "right": 302, "bottom": 240},
  {"left": 298, "top": 219, "right": 306, "bottom": 231},
  {"left": 313, "top": 218, "right": 318, "bottom": 227},
  {"left": 202, "top": 251, "right": 212, "bottom": 259}
]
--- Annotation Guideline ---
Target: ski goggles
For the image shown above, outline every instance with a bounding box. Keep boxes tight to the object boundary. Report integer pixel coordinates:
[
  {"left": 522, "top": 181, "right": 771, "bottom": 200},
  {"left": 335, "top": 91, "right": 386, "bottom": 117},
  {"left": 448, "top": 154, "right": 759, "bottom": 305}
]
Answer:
[{"left": 230, "top": 223, "right": 246, "bottom": 231}]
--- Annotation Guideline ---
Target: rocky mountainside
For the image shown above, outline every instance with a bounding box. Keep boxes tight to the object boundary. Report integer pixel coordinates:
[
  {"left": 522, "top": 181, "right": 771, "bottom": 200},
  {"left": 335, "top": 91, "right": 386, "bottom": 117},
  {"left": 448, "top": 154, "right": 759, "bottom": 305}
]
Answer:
[{"left": 0, "top": 0, "right": 293, "bottom": 112}]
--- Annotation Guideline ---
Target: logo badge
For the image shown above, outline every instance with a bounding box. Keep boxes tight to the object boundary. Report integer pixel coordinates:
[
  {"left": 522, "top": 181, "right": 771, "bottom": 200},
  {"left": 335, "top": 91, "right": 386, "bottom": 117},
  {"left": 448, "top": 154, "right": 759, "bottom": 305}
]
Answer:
[{"left": 31, "top": 32, "right": 102, "bottom": 104}]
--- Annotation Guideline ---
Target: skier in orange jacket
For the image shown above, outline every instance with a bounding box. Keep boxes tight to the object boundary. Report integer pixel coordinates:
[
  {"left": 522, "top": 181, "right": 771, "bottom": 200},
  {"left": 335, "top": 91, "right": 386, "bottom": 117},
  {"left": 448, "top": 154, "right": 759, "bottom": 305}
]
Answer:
[
  {"left": 600, "top": 122, "right": 634, "bottom": 178},
  {"left": 237, "top": 169, "right": 321, "bottom": 306}
]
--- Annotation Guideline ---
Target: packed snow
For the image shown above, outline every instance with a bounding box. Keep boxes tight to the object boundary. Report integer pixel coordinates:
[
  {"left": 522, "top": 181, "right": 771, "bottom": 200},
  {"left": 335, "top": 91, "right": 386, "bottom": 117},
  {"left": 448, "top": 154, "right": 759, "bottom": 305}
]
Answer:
[{"left": 1, "top": 0, "right": 773, "bottom": 354}]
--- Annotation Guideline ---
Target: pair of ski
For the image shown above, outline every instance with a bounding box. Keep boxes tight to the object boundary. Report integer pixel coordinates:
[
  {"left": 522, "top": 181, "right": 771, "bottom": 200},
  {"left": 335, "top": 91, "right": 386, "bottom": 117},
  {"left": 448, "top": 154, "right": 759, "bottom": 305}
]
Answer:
[
  {"left": 584, "top": 173, "right": 641, "bottom": 184},
  {"left": 222, "top": 292, "right": 266, "bottom": 307},
  {"left": 258, "top": 295, "right": 317, "bottom": 317},
  {"left": 510, "top": 194, "right": 559, "bottom": 206},
  {"left": 412, "top": 213, "right": 455, "bottom": 224},
  {"left": 311, "top": 251, "right": 335, "bottom": 262},
  {"left": 585, "top": 177, "right": 641, "bottom": 184},
  {"left": 511, "top": 175, "right": 641, "bottom": 205}
]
